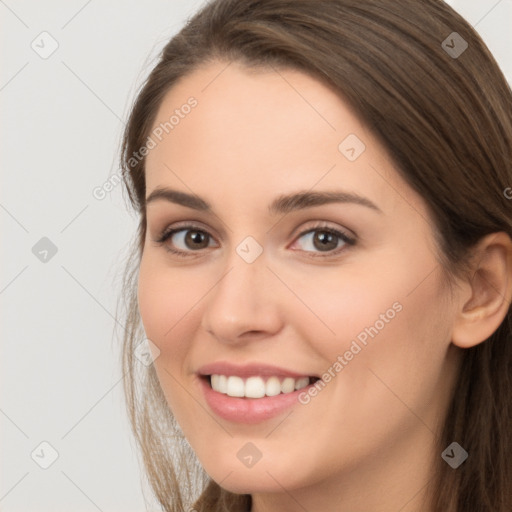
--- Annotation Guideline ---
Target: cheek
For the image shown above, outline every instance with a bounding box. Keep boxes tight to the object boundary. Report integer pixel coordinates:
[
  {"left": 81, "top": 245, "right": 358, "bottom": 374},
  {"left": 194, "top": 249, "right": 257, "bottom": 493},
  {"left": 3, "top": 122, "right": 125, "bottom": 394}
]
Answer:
[
  {"left": 290, "top": 253, "right": 451, "bottom": 391},
  {"left": 137, "top": 259, "right": 170, "bottom": 341},
  {"left": 137, "top": 256, "right": 197, "bottom": 364},
  {"left": 326, "top": 265, "right": 453, "bottom": 428},
  {"left": 277, "top": 262, "right": 405, "bottom": 359},
  {"left": 137, "top": 256, "right": 204, "bottom": 427}
]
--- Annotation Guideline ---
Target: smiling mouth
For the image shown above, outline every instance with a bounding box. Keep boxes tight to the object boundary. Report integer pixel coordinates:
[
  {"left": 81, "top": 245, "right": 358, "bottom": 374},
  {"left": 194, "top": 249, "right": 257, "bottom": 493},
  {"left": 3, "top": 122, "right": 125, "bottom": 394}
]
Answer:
[{"left": 203, "top": 374, "right": 321, "bottom": 399}]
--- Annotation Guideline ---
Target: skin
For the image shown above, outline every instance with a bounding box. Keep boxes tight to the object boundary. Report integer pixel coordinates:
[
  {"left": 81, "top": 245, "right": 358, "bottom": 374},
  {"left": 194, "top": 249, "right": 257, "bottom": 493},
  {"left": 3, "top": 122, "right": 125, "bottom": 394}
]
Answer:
[{"left": 137, "top": 60, "right": 512, "bottom": 512}]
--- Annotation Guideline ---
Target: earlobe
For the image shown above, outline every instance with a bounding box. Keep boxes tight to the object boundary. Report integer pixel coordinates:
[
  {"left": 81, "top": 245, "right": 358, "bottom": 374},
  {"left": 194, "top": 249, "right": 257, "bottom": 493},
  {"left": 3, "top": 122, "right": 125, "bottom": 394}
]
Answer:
[{"left": 451, "top": 232, "right": 512, "bottom": 349}]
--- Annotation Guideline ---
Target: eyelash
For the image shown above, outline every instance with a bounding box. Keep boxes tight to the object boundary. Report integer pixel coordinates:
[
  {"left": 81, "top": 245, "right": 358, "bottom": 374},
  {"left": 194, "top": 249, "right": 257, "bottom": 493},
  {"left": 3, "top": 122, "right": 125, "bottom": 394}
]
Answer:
[{"left": 153, "top": 222, "right": 356, "bottom": 259}]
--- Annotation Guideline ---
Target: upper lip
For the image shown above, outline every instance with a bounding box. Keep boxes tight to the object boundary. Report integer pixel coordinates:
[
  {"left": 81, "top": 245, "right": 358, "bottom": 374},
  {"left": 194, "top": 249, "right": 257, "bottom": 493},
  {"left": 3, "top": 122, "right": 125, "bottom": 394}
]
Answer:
[{"left": 197, "top": 361, "right": 318, "bottom": 379}]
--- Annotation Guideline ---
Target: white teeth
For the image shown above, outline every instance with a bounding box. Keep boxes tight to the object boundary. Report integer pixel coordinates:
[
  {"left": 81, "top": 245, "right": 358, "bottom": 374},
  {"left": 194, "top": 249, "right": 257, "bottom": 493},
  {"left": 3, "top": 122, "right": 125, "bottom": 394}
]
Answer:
[
  {"left": 218, "top": 374, "right": 228, "bottom": 393},
  {"left": 245, "top": 376, "right": 266, "bottom": 398},
  {"left": 210, "top": 374, "right": 312, "bottom": 398},
  {"left": 226, "top": 376, "right": 245, "bottom": 397},
  {"left": 294, "top": 377, "right": 309, "bottom": 390},
  {"left": 281, "top": 377, "right": 295, "bottom": 394},
  {"left": 265, "top": 376, "right": 281, "bottom": 396}
]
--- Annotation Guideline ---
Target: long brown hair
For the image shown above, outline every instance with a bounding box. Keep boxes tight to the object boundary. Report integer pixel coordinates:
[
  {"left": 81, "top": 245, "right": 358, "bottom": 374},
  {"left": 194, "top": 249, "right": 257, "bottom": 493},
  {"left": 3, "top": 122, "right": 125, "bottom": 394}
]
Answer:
[{"left": 117, "top": 1, "right": 512, "bottom": 510}]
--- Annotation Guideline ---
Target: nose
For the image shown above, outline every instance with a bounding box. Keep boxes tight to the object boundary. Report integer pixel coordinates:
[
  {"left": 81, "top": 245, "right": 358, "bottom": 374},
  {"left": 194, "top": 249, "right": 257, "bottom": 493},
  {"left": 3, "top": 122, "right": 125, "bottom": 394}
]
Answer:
[{"left": 200, "top": 249, "right": 284, "bottom": 345}]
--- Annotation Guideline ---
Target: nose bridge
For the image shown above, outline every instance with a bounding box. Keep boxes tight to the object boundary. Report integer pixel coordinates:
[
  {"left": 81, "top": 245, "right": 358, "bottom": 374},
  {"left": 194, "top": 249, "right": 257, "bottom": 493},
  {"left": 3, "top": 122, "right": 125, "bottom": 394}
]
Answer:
[{"left": 201, "top": 238, "right": 282, "bottom": 342}]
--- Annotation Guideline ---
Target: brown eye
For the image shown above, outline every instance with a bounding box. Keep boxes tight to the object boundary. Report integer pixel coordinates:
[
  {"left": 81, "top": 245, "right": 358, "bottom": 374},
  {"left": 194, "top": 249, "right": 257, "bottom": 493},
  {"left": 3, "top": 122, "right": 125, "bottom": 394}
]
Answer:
[
  {"left": 182, "top": 229, "right": 210, "bottom": 250},
  {"left": 311, "top": 230, "right": 339, "bottom": 251},
  {"left": 156, "top": 226, "right": 216, "bottom": 256},
  {"left": 292, "top": 226, "right": 355, "bottom": 256}
]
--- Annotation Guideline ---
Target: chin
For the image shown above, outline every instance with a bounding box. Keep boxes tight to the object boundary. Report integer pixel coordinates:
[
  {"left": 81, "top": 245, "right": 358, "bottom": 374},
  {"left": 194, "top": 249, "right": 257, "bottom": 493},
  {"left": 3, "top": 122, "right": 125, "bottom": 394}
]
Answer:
[
  {"left": 208, "top": 469, "right": 284, "bottom": 494},
  {"left": 199, "top": 450, "right": 310, "bottom": 495}
]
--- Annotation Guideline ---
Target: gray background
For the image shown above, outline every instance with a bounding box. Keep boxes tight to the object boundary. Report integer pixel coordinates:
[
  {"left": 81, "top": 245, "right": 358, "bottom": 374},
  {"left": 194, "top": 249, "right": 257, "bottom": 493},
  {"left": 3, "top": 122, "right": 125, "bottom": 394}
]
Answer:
[{"left": 1, "top": 1, "right": 511, "bottom": 511}]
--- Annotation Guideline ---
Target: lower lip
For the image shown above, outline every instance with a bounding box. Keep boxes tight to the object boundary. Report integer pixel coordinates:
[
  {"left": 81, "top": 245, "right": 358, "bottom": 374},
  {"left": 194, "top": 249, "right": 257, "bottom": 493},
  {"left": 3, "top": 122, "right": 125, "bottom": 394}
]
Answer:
[{"left": 198, "top": 376, "right": 312, "bottom": 424}]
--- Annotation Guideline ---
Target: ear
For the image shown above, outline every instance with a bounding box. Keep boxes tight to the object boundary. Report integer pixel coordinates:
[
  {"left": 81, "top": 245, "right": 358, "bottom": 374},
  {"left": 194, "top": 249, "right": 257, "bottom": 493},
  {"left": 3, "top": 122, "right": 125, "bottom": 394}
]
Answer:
[{"left": 451, "top": 232, "right": 512, "bottom": 349}]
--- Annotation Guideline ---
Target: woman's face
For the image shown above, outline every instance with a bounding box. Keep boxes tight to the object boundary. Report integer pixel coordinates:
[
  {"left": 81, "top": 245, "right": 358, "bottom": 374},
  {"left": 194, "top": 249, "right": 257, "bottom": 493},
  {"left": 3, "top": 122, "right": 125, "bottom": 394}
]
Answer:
[{"left": 138, "top": 60, "right": 463, "bottom": 504}]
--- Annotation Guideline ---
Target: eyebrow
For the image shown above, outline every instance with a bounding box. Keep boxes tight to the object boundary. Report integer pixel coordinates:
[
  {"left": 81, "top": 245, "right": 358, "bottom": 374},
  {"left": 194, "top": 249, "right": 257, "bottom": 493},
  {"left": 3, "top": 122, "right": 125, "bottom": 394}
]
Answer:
[{"left": 145, "top": 187, "right": 382, "bottom": 215}]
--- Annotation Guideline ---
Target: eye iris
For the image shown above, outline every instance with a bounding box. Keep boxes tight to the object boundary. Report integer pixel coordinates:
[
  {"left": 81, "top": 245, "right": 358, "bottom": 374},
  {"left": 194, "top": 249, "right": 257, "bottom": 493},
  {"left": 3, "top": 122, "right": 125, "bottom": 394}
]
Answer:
[
  {"left": 185, "top": 230, "right": 209, "bottom": 249},
  {"left": 313, "top": 231, "right": 338, "bottom": 251}
]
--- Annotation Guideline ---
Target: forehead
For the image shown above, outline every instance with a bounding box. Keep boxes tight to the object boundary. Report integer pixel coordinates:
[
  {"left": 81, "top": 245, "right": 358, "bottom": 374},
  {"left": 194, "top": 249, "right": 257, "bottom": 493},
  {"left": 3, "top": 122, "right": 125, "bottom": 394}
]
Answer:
[{"left": 144, "top": 60, "right": 426, "bottom": 219}]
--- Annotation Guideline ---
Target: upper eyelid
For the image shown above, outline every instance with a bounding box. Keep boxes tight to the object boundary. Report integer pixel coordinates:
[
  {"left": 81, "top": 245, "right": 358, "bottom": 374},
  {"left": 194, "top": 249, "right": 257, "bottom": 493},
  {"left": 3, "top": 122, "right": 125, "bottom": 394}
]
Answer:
[{"left": 158, "top": 220, "right": 352, "bottom": 236}]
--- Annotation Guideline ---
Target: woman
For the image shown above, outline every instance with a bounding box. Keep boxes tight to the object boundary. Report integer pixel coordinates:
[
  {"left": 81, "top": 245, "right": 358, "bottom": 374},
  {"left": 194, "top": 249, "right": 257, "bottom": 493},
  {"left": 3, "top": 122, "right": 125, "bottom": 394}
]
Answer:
[{"left": 118, "top": 0, "right": 512, "bottom": 510}]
